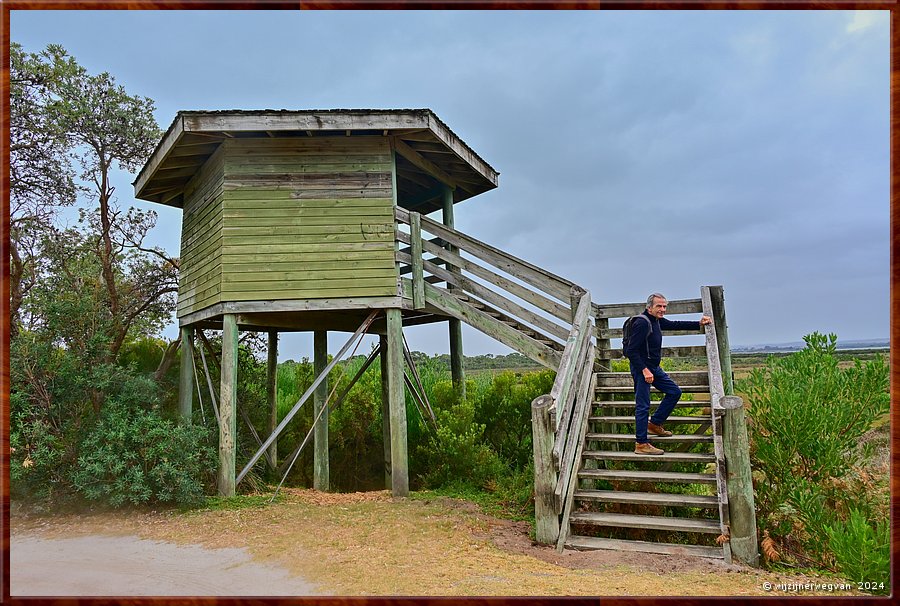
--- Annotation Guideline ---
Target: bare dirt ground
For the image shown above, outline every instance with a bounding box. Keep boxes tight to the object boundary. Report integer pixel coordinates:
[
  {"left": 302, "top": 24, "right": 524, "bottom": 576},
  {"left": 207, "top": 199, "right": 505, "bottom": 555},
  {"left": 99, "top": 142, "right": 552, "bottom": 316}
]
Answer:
[{"left": 10, "top": 489, "right": 861, "bottom": 597}]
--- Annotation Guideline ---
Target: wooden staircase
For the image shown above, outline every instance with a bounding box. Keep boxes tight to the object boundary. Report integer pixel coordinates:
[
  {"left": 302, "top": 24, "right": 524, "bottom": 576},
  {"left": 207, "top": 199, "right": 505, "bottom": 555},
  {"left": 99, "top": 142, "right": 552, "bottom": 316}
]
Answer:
[
  {"left": 560, "top": 298, "right": 732, "bottom": 561},
  {"left": 392, "top": 208, "right": 748, "bottom": 563}
]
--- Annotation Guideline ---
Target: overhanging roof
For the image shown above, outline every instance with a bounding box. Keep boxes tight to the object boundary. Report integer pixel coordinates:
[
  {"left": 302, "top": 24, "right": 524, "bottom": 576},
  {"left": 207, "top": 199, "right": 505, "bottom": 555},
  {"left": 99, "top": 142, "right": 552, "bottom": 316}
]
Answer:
[{"left": 133, "top": 109, "right": 499, "bottom": 212}]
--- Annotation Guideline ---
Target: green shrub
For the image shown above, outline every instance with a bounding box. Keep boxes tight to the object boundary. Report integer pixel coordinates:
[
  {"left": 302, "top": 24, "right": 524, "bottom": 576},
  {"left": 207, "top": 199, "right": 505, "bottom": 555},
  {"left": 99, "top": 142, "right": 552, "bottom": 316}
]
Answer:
[
  {"left": 415, "top": 383, "right": 505, "bottom": 488},
  {"left": 824, "top": 509, "right": 889, "bottom": 594},
  {"left": 738, "top": 332, "right": 889, "bottom": 571},
  {"left": 473, "top": 369, "right": 555, "bottom": 469},
  {"left": 71, "top": 375, "right": 215, "bottom": 507}
]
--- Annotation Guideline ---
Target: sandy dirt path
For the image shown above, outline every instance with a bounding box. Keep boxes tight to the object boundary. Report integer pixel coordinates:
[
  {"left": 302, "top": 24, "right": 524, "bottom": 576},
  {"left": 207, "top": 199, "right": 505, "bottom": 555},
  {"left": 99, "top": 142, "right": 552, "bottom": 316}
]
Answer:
[
  {"left": 10, "top": 532, "right": 323, "bottom": 596},
  {"left": 10, "top": 490, "right": 861, "bottom": 597}
]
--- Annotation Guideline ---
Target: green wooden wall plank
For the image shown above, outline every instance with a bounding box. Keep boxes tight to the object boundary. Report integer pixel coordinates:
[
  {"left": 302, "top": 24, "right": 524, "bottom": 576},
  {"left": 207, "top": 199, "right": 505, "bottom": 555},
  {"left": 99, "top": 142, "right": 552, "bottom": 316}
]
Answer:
[
  {"left": 223, "top": 206, "right": 393, "bottom": 219},
  {"left": 221, "top": 277, "right": 395, "bottom": 291},
  {"left": 222, "top": 225, "right": 389, "bottom": 238},
  {"left": 225, "top": 193, "right": 395, "bottom": 204},
  {"left": 222, "top": 269, "right": 397, "bottom": 283},
  {"left": 220, "top": 250, "right": 395, "bottom": 264},
  {"left": 220, "top": 259, "right": 395, "bottom": 274},
  {"left": 224, "top": 185, "right": 393, "bottom": 199},
  {"left": 227, "top": 162, "right": 392, "bottom": 174},
  {"left": 220, "top": 241, "right": 394, "bottom": 255},
  {"left": 222, "top": 286, "right": 396, "bottom": 301}
]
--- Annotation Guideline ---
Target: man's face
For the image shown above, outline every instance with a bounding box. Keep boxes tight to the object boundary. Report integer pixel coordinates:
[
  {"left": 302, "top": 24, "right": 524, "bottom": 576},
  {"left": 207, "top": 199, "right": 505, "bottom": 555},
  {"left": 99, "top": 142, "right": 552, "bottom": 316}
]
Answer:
[{"left": 648, "top": 297, "right": 668, "bottom": 319}]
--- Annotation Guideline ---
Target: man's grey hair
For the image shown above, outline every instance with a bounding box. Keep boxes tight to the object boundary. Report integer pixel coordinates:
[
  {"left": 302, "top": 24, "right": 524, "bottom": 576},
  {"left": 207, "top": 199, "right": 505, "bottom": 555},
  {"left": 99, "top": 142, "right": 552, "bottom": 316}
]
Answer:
[{"left": 646, "top": 293, "right": 667, "bottom": 308}]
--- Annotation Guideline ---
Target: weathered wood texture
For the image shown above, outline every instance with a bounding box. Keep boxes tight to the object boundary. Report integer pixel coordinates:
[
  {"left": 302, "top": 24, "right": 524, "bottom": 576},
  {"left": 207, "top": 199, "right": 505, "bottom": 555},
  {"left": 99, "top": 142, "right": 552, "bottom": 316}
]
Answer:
[
  {"left": 266, "top": 331, "right": 278, "bottom": 471},
  {"left": 178, "top": 146, "right": 225, "bottom": 317},
  {"left": 395, "top": 207, "right": 575, "bottom": 303},
  {"left": 313, "top": 330, "right": 329, "bottom": 492},
  {"left": 379, "top": 334, "right": 392, "bottom": 489},
  {"left": 178, "top": 327, "right": 194, "bottom": 422},
  {"left": 178, "top": 137, "right": 399, "bottom": 319},
  {"left": 532, "top": 394, "right": 560, "bottom": 545},
  {"left": 218, "top": 314, "right": 238, "bottom": 497},
  {"left": 386, "top": 308, "right": 409, "bottom": 496},
  {"left": 708, "top": 286, "right": 758, "bottom": 567},
  {"left": 700, "top": 287, "right": 734, "bottom": 564}
]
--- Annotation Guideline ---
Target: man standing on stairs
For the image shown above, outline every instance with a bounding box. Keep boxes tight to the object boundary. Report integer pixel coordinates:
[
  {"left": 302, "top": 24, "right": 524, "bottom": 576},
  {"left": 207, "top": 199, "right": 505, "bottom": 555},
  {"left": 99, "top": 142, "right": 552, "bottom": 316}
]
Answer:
[{"left": 625, "top": 293, "right": 711, "bottom": 455}]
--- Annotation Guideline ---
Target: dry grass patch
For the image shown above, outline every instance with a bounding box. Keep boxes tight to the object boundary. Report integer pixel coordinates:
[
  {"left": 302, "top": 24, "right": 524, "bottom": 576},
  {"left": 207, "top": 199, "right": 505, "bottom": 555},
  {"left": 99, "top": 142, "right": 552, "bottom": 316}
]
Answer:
[{"left": 12, "top": 490, "right": 861, "bottom": 596}]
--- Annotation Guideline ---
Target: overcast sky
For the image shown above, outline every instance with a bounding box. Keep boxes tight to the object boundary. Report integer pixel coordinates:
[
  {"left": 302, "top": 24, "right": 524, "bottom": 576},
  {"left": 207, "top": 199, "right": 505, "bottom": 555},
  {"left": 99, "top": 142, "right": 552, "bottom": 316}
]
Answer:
[{"left": 11, "top": 9, "right": 889, "bottom": 361}]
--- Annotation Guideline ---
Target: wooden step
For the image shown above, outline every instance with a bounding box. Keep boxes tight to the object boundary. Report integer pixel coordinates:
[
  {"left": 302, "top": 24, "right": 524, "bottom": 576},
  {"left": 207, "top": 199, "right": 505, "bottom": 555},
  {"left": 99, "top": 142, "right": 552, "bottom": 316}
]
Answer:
[
  {"left": 579, "top": 468, "right": 717, "bottom": 484},
  {"left": 589, "top": 415, "right": 709, "bottom": 424},
  {"left": 594, "top": 400, "right": 710, "bottom": 409},
  {"left": 565, "top": 535, "right": 724, "bottom": 559},
  {"left": 595, "top": 371, "right": 709, "bottom": 388},
  {"left": 581, "top": 450, "right": 715, "bottom": 463},
  {"left": 569, "top": 512, "right": 721, "bottom": 534},
  {"left": 586, "top": 433, "right": 713, "bottom": 443},
  {"left": 595, "top": 385, "right": 712, "bottom": 394},
  {"left": 574, "top": 489, "right": 719, "bottom": 508}
]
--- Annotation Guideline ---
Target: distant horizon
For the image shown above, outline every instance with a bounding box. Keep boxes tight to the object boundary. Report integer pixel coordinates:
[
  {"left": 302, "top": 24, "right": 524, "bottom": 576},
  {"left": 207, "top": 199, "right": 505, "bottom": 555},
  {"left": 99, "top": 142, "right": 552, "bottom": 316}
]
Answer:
[{"left": 731, "top": 337, "right": 889, "bottom": 351}]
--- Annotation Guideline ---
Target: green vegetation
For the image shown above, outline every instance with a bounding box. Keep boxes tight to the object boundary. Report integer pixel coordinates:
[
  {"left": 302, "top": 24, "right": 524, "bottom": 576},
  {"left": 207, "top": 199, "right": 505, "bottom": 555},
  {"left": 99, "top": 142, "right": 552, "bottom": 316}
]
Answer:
[
  {"left": 9, "top": 43, "right": 199, "bottom": 507},
  {"left": 738, "top": 333, "right": 889, "bottom": 594}
]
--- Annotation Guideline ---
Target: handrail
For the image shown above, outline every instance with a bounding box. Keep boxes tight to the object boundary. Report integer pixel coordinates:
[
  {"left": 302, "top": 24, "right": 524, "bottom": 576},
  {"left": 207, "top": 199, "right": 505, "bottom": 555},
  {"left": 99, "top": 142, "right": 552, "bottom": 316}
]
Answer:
[
  {"left": 395, "top": 207, "right": 596, "bottom": 550},
  {"left": 395, "top": 207, "right": 575, "bottom": 303},
  {"left": 395, "top": 208, "right": 576, "bottom": 352},
  {"left": 701, "top": 286, "right": 734, "bottom": 563}
]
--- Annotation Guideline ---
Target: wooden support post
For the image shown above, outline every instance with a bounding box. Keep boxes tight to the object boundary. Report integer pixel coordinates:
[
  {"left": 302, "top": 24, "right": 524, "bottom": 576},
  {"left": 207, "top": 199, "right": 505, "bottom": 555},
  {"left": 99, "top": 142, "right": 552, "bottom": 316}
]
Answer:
[
  {"left": 442, "top": 185, "right": 465, "bottom": 401},
  {"left": 219, "top": 314, "right": 238, "bottom": 497},
  {"left": 266, "top": 331, "right": 278, "bottom": 473},
  {"left": 532, "top": 394, "right": 560, "bottom": 544},
  {"left": 386, "top": 309, "right": 409, "bottom": 496},
  {"left": 710, "top": 286, "right": 759, "bottom": 567},
  {"left": 410, "top": 211, "right": 425, "bottom": 310},
  {"left": 313, "top": 330, "right": 329, "bottom": 491},
  {"left": 380, "top": 335, "right": 392, "bottom": 489},
  {"left": 178, "top": 326, "right": 194, "bottom": 423}
]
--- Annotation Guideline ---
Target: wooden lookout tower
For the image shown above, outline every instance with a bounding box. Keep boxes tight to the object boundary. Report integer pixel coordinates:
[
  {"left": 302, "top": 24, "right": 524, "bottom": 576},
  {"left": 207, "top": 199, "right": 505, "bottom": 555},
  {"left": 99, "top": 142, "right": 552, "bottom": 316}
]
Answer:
[
  {"left": 134, "top": 109, "right": 499, "bottom": 498},
  {"left": 135, "top": 109, "right": 757, "bottom": 565}
]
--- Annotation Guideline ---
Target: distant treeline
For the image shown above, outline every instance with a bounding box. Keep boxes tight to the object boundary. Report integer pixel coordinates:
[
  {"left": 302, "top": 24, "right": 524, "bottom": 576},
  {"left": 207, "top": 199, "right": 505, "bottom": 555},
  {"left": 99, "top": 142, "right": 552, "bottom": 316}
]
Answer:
[{"left": 284, "top": 351, "right": 541, "bottom": 371}]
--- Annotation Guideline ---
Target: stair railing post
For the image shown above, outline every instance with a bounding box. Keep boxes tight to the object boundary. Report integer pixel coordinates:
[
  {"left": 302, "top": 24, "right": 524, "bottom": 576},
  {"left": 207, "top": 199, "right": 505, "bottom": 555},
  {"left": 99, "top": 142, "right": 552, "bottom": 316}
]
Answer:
[
  {"left": 709, "top": 285, "right": 759, "bottom": 567},
  {"left": 442, "top": 185, "right": 465, "bottom": 401},
  {"left": 410, "top": 211, "right": 426, "bottom": 310},
  {"left": 532, "top": 394, "right": 560, "bottom": 544}
]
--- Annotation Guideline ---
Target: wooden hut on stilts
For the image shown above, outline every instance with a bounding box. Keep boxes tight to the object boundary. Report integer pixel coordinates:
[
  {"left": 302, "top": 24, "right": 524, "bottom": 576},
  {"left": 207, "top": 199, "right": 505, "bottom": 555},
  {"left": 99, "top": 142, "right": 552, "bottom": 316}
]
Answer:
[
  {"left": 134, "top": 109, "right": 758, "bottom": 566},
  {"left": 134, "top": 110, "right": 498, "bottom": 498}
]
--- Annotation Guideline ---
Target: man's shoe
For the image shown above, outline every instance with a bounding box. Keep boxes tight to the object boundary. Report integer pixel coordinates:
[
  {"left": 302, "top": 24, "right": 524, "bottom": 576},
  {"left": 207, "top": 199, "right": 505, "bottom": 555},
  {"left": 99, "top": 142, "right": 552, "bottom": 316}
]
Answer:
[
  {"left": 648, "top": 422, "right": 673, "bottom": 437},
  {"left": 634, "top": 442, "right": 664, "bottom": 455}
]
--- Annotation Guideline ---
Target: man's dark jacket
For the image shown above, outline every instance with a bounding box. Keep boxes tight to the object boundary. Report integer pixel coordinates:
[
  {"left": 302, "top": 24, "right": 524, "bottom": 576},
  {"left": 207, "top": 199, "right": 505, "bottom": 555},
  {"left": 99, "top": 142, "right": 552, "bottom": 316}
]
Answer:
[{"left": 624, "top": 310, "right": 701, "bottom": 371}]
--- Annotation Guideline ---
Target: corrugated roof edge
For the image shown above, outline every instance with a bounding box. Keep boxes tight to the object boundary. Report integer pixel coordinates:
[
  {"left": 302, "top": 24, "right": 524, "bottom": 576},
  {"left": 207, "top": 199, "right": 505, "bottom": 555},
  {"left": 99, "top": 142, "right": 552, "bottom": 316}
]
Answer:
[{"left": 133, "top": 109, "right": 498, "bottom": 188}]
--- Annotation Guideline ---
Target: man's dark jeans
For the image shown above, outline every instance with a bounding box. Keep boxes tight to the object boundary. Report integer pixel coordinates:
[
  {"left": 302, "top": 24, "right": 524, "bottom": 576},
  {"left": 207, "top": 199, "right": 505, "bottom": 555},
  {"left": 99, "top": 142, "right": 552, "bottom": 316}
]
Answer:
[{"left": 630, "top": 365, "right": 682, "bottom": 444}]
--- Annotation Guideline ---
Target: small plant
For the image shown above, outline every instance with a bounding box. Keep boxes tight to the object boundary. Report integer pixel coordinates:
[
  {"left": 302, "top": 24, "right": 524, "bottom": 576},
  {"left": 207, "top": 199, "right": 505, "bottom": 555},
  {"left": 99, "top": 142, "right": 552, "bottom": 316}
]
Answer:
[{"left": 824, "top": 508, "right": 889, "bottom": 594}]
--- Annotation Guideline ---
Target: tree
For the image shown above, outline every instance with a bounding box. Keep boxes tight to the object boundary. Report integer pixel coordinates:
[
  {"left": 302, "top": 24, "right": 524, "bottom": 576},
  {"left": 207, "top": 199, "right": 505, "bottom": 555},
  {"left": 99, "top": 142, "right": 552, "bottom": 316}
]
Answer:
[
  {"left": 9, "top": 43, "right": 78, "bottom": 338},
  {"left": 10, "top": 45, "right": 216, "bottom": 506},
  {"left": 45, "top": 57, "right": 175, "bottom": 364},
  {"left": 11, "top": 43, "right": 176, "bottom": 408}
]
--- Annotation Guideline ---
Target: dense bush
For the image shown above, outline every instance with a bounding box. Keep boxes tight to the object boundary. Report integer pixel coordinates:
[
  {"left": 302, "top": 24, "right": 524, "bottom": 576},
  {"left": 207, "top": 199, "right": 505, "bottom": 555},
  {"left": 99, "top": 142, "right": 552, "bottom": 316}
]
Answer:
[
  {"left": 71, "top": 376, "right": 216, "bottom": 507},
  {"left": 11, "top": 329, "right": 216, "bottom": 507},
  {"left": 414, "top": 380, "right": 506, "bottom": 488},
  {"left": 739, "top": 332, "right": 889, "bottom": 591}
]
